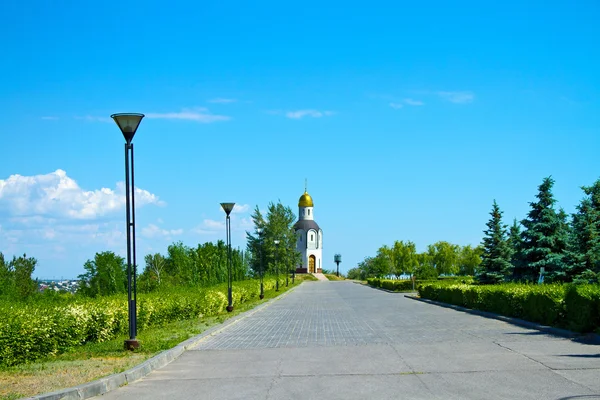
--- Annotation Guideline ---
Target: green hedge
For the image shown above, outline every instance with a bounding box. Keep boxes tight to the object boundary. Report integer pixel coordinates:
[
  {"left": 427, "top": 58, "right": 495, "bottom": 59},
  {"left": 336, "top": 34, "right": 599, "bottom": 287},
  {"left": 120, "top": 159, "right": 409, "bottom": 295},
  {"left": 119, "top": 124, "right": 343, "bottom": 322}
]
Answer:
[
  {"left": 0, "top": 278, "right": 278, "bottom": 367},
  {"left": 367, "top": 277, "right": 474, "bottom": 292},
  {"left": 417, "top": 283, "right": 600, "bottom": 333}
]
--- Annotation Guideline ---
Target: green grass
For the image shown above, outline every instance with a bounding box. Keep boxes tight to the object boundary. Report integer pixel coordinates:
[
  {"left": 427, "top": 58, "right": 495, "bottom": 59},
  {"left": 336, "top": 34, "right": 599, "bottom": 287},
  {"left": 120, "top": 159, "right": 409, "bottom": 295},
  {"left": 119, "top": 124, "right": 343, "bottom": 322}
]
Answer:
[
  {"left": 0, "top": 281, "right": 297, "bottom": 400},
  {"left": 324, "top": 274, "right": 345, "bottom": 281}
]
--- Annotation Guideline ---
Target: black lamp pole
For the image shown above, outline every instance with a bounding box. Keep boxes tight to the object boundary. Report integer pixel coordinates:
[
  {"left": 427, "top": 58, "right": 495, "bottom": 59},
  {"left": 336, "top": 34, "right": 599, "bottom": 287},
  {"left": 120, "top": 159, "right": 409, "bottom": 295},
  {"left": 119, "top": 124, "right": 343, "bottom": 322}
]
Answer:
[
  {"left": 334, "top": 254, "right": 342, "bottom": 277},
  {"left": 285, "top": 248, "right": 289, "bottom": 287},
  {"left": 274, "top": 239, "right": 280, "bottom": 291},
  {"left": 111, "top": 113, "right": 144, "bottom": 351},
  {"left": 221, "top": 202, "right": 235, "bottom": 312},
  {"left": 257, "top": 228, "right": 264, "bottom": 299}
]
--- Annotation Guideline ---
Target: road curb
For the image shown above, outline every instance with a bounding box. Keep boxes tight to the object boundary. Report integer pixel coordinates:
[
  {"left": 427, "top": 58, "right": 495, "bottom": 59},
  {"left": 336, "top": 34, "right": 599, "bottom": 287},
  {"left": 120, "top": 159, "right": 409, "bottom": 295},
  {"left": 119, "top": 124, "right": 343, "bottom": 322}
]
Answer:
[
  {"left": 24, "top": 285, "right": 300, "bottom": 400},
  {"left": 405, "top": 294, "right": 600, "bottom": 344}
]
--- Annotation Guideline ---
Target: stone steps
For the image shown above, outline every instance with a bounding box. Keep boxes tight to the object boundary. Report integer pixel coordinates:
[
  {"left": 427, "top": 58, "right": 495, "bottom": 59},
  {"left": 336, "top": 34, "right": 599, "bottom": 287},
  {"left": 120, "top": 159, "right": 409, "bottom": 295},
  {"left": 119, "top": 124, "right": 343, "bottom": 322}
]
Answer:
[{"left": 311, "top": 273, "right": 329, "bottom": 281}]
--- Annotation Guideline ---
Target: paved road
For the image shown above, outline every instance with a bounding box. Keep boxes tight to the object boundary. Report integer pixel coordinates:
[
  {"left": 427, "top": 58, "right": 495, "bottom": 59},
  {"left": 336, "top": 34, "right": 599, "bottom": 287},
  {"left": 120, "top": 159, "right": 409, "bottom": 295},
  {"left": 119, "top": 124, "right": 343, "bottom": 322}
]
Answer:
[{"left": 98, "top": 282, "right": 600, "bottom": 400}]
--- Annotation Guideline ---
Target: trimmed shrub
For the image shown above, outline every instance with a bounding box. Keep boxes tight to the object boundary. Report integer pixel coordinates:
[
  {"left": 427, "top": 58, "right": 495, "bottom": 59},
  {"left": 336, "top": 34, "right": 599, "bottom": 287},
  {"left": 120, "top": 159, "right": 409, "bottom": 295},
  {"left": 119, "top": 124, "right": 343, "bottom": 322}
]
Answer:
[
  {"left": 564, "top": 284, "right": 600, "bottom": 333},
  {"left": 417, "top": 282, "right": 600, "bottom": 333}
]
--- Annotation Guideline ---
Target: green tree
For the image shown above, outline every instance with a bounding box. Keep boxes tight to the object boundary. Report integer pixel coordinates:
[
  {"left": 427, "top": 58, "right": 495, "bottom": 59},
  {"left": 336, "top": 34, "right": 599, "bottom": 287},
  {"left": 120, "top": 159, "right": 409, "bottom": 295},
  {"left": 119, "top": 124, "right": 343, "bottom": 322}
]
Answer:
[
  {"left": 567, "top": 179, "right": 600, "bottom": 283},
  {"left": 0, "top": 252, "right": 13, "bottom": 297},
  {"left": 427, "top": 241, "right": 459, "bottom": 276},
  {"left": 165, "top": 242, "right": 194, "bottom": 285},
  {"left": 519, "top": 177, "right": 568, "bottom": 282},
  {"left": 247, "top": 202, "right": 300, "bottom": 277},
  {"left": 139, "top": 253, "right": 166, "bottom": 291},
  {"left": 11, "top": 254, "right": 38, "bottom": 299},
  {"left": 458, "top": 245, "right": 482, "bottom": 276},
  {"left": 393, "top": 240, "right": 419, "bottom": 278},
  {"left": 378, "top": 245, "right": 395, "bottom": 277},
  {"left": 415, "top": 252, "right": 438, "bottom": 280},
  {"left": 477, "top": 200, "right": 513, "bottom": 284},
  {"left": 246, "top": 205, "right": 267, "bottom": 277},
  {"left": 346, "top": 267, "right": 366, "bottom": 280},
  {"left": 78, "top": 251, "right": 126, "bottom": 297},
  {"left": 507, "top": 218, "right": 524, "bottom": 277}
]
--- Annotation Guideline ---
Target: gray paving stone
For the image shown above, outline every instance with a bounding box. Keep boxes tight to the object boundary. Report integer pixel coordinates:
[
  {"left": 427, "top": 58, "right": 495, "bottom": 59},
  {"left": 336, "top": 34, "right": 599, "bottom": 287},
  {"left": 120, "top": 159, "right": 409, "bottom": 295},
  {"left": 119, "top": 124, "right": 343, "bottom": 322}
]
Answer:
[{"left": 95, "top": 281, "right": 600, "bottom": 400}]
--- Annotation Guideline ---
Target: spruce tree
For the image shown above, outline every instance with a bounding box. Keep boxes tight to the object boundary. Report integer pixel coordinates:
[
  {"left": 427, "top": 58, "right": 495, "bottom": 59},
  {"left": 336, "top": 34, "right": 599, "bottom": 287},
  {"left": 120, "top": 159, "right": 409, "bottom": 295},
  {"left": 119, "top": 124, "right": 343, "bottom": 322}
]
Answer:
[
  {"left": 519, "top": 177, "right": 568, "bottom": 282},
  {"left": 507, "top": 218, "right": 523, "bottom": 280},
  {"left": 567, "top": 179, "right": 600, "bottom": 283},
  {"left": 477, "top": 200, "right": 513, "bottom": 284}
]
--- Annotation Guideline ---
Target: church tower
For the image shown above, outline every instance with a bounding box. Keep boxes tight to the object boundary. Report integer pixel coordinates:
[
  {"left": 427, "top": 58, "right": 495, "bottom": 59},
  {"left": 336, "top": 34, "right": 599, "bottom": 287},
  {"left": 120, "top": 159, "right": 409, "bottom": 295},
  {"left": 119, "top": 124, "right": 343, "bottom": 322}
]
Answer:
[{"left": 294, "top": 189, "right": 323, "bottom": 273}]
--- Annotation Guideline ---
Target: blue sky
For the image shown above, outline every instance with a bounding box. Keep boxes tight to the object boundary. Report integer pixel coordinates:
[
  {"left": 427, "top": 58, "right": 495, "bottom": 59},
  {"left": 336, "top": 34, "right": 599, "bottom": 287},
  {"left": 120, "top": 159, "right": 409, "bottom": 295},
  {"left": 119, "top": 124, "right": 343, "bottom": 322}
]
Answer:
[{"left": 1, "top": 0, "right": 599, "bottom": 279}]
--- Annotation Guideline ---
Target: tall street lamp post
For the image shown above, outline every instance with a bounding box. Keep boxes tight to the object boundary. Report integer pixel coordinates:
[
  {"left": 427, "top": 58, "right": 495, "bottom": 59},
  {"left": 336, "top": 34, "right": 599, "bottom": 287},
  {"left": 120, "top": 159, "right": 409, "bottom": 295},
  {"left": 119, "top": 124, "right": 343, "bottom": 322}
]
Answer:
[
  {"left": 334, "top": 254, "right": 342, "bottom": 277},
  {"left": 285, "top": 250, "right": 289, "bottom": 287},
  {"left": 257, "top": 228, "right": 264, "bottom": 299},
  {"left": 221, "top": 202, "right": 235, "bottom": 312},
  {"left": 111, "top": 113, "right": 145, "bottom": 350},
  {"left": 274, "top": 239, "right": 280, "bottom": 291}
]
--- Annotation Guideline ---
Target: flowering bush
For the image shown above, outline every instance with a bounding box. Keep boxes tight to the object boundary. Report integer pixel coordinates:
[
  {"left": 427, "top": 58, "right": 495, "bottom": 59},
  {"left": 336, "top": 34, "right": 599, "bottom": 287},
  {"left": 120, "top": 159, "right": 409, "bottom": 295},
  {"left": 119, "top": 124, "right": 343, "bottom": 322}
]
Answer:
[{"left": 0, "top": 278, "right": 276, "bottom": 366}]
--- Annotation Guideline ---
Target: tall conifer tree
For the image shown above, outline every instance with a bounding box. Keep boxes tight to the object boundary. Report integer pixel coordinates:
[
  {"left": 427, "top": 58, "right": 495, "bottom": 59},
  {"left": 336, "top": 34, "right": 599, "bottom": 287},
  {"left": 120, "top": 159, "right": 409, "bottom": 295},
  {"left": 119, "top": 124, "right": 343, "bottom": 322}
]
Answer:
[
  {"left": 519, "top": 177, "right": 568, "bottom": 282},
  {"left": 477, "top": 200, "right": 513, "bottom": 284},
  {"left": 507, "top": 218, "right": 523, "bottom": 279},
  {"left": 567, "top": 179, "right": 600, "bottom": 282}
]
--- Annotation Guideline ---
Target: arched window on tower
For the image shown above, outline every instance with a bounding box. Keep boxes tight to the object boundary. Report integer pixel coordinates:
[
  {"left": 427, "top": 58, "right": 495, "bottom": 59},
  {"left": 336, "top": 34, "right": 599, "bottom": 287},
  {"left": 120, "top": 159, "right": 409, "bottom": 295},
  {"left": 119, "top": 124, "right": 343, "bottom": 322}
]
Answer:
[
  {"left": 308, "top": 209, "right": 310, "bottom": 216},
  {"left": 311, "top": 234, "right": 314, "bottom": 241}
]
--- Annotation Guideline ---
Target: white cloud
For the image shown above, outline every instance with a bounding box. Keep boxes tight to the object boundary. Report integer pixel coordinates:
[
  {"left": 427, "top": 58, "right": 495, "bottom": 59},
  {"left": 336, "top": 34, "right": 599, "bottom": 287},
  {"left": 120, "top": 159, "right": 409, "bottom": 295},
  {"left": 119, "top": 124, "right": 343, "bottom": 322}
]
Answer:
[
  {"left": 146, "top": 107, "right": 230, "bottom": 123},
  {"left": 285, "top": 110, "right": 335, "bottom": 119},
  {"left": 192, "top": 217, "right": 253, "bottom": 235},
  {"left": 437, "top": 91, "right": 475, "bottom": 104},
  {"left": 403, "top": 98, "right": 424, "bottom": 106},
  {"left": 74, "top": 115, "right": 112, "bottom": 123},
  {"left": 208, "top": 98, "right": 237, "bottom": 104},
  {"left": 0, "top": 169, "right": 164, "bottom": 220},
  {"left": 390, "top": 98, "right": 424, "bottom": 109},
  {"left": 141, "top": 224, "right": 183, "bottom": 239}
]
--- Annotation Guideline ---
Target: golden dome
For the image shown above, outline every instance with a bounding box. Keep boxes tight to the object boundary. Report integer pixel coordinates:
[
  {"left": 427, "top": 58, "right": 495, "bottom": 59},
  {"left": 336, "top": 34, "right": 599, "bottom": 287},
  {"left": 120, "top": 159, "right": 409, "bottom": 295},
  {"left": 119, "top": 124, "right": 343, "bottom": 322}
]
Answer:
[{"left": 298, "top": 191, "right": 314, "bottom": 207}]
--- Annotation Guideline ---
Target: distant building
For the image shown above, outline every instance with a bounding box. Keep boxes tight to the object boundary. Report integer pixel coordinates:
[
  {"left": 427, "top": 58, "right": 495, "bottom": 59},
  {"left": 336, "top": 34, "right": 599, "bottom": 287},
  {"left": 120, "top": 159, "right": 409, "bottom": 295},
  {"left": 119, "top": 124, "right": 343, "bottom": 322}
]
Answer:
[{"left": 294, "top": 189, "right": 323, "bottom": 273}]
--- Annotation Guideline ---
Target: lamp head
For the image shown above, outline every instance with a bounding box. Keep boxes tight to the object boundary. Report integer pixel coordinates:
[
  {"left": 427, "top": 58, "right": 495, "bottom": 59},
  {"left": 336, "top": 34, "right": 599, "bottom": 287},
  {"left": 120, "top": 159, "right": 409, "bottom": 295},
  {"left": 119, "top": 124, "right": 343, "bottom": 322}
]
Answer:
[
  {"left": 111, "top": 113, "right": 145, "bottom": 144},
  {"left": 220, "top": 202, "right": 235, "bottom": 216}
]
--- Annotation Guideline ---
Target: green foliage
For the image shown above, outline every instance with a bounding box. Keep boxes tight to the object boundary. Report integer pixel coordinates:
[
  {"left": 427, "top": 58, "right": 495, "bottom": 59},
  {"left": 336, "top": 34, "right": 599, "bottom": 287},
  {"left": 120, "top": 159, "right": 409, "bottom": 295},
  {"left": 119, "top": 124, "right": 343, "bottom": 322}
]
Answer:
[
  {"left": 415, "top": 252, "right": 438, "bottom": 280},
  {"left": 373, "top": 279, "right": 414, "bottom": 291},
  {"left": 518, "top": 177, "right": 569, "bottom": 282},
  {"left": 418, "top": 282, "right": 600, "bottom": 332},
  {"left": 346, "top": 267, "right": 366, "bottom": 280},
  {"left": 368, "top": 277, "right": 473, "bottom": 291},
  {"left": 427, "top": 241, "right": 460, "bottom": 276},
  {"left": 358, "top": 255, "right": 389, "bottom": 278},
  {"left": 0, "top": 278, "right": 279, "bottom": 367},
  {"left": 566, "top": 179, "right": 600, "bottom": 282},
  {"left": 383, "top": 240, "right": 419, "bottom": 278},
  {"left": 246, "top": 202, "right": 301, "bottom": 277},
  {"left": 458, "top": 245, "right": 482, "bottom": 276},
  {"left": 564, "top": 284, "right": 600, "bottom": 332},
  {"left": 477, "top": 200, "right": 513, "bottom": 284},
  {"left": 0, "top": 253, "right": 38, "bottom": 300},
  {"left": 78, "top": 252, "right": 126, "bottom": 297}
]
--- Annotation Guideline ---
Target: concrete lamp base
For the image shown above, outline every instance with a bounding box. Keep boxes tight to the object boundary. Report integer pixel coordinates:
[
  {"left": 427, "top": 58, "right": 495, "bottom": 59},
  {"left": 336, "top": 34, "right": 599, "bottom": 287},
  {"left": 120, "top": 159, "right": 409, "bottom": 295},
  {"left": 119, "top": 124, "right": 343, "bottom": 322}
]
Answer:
[
  {"left": 226, "top": 306, "right": 234, "bottom": 312},
  {"left": 259, "top": 294, "right": 264, "bottom": 300},
  {"left": 124, "top": 339, "right": 140, "bottom": 350}
]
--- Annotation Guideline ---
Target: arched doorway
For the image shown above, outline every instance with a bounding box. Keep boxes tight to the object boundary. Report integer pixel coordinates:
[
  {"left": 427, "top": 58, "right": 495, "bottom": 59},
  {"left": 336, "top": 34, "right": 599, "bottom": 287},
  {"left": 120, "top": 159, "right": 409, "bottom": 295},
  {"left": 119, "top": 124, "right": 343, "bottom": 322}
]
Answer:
[{"left": 309, "top": 255, "right": 316, "bottom": 273}]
